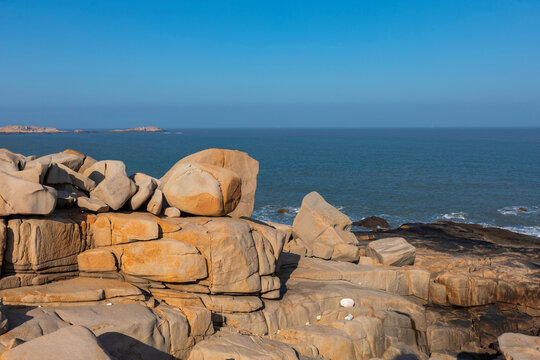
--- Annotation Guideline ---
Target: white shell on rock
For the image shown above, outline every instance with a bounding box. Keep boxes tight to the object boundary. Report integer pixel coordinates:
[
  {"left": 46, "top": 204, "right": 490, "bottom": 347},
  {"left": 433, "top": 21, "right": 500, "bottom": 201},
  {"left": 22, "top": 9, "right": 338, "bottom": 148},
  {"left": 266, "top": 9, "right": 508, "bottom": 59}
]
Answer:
[
  {"left": 344, "top": 314, "right": 354, "bottom": 321},
  {"left": 340, "top": 298, "right": 355, "bottom": 307}
]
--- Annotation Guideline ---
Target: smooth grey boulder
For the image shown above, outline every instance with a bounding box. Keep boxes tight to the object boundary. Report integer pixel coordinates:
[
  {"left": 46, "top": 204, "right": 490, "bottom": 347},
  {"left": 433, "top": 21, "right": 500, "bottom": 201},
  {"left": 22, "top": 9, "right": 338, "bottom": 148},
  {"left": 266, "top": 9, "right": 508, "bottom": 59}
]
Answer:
[
  {"left": 164, "top": 206, "right": 181, "bottom": 218},
  {"left": 292, "top": 191, "right": 358, "bottom": 262},
  {"left": 366, "top": 237, "right": 416, "bottom": 266},
  {"left": 146, "top": 189, "right": 163, "bottom": 215},
  {"left": 78, "top": 155, "right": 98, "bottom": 175},
  {"left": 77, "top": 196, "right": 109, "bottom": 213},
  {"left": 0, "top": 149, "right": 26, "bottom": 172},
  {"left": 0, "top": 325, "right": 112, "bottom": 360},
  {"left": 127, "top": 173, "right": 157, "bottom": 210},
  {"left": 90, "top": 174, "right": 137, "bottom": 211},
  {"left": 7, "top": 162, "right": 48, "bottom": 183},
  {"left": 0, "top": 171, "right": 57, "bottom": 216},
  {"left": 83, "top": 160, "right": 127, "bottom": 184},
  {"left": 45, "top": 163, "right": 96, "bottom": 192},
  {"left": 27, "top": 152, "right": 84, "bottom": 172}
]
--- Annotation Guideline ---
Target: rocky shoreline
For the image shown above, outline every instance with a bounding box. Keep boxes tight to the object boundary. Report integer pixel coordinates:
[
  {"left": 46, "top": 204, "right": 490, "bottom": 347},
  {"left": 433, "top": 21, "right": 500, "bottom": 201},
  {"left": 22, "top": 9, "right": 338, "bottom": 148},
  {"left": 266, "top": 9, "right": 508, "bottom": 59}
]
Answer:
[
  {"left": 0, "top": 125, "right": 165, "bottom": 134},
  {"left": 0, "top": 147, "right": 538, "bottom": 359}
]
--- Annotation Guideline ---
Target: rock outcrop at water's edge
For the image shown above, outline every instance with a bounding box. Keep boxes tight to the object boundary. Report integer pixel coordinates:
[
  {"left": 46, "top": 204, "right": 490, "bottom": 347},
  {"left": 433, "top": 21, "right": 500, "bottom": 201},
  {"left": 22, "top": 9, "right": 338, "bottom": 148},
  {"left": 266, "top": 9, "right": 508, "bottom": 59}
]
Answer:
[{"left": 0, "top": 146, "right": 538, "bottom": 359}]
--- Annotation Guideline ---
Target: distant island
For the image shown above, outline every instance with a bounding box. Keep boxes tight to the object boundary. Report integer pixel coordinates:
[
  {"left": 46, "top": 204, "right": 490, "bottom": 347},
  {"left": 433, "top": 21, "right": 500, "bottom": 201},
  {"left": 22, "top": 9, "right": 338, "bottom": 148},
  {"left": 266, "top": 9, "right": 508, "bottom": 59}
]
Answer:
[
  {"left": 0, "top": 125, "right": 165, "bottom": 134},
  {"left": 0, "top": 125, "right": 68, "bottom": 134}
]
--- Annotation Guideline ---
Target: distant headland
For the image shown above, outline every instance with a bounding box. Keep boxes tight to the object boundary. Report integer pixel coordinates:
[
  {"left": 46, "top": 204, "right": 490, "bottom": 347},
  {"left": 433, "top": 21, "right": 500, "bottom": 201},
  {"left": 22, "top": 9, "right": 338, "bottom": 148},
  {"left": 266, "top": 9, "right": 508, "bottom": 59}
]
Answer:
[{"left": 0, "top": 125, "right": 165, "bottom": 134}]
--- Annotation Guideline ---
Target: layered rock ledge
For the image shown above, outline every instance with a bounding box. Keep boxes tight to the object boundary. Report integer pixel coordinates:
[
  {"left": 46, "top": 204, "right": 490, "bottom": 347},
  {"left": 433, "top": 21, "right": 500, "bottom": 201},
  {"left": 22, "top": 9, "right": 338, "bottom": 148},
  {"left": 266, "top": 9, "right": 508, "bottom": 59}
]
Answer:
[{"left": 0, "top": 147, "right": 538, "bottom": 359}]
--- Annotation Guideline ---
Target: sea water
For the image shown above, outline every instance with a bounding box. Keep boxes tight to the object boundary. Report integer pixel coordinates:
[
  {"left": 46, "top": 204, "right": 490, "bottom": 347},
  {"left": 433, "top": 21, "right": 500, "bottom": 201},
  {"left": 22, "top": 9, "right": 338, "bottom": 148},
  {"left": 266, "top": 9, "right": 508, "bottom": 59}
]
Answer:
[{"left": 2, "top": 128, "right": 539, "bottom": 237}]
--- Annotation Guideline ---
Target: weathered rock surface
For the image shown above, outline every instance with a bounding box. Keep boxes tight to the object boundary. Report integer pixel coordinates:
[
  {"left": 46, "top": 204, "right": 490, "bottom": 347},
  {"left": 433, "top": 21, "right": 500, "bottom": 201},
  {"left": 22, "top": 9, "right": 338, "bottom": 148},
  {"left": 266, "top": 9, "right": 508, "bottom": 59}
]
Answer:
[
  {"left": 164, "top": 206, "right": 181, "bottom": 217},
  {"left": 0, "top": 303, "right": 203, "bottom": 359},
  {"left": 366, "top": 237, "right": 416, "bottom": 266},
  {"left": 27, "top": 152, "right": 84, "bottom": 172},
  {"left": 127, "top": 173, "right": 157, "bottom": 210},
  {"left": 0, "top": 278, "right": 143, "bottom": 306},
  {"left": 291, "top": 191, "right": 359, "bottom": 262},
  {"left": 162, "top": 162, "right": 242, "bottom": 216},
  {"left": 0, "top": 172, "right": 57, "bottom": 216},
  {"left": 45, "top": 162, "right": 96, "bottom": 192},
  {"left": 188, "top": 332, "right": 298, "bottom": 360},
  {"left": 164, "top": 148, "right": 259, "bottom": 217},
  {"left": 498, "top": 333, "right": 540, "bottom": 360},
  {"left": 147, "top": 188, "right": 164, "bottom": 215},
  {"left": 0, "top": 325, "right": 113, "bottom": 360},
  {"left": 77, "top": 196, "right": 109, "bottom": 212},
  {"left": 83, "top": 160, "right": 127, "bottom": 184},
  {"left": 91, "top": 174, "right": 137, "bottom": 210},
  {"left": 0, "top": 149, "right": 26, "bottom": 172},
  {"left": 85, "top": 213, "right": 286, "bottom": 295},
  {"left": 3, "top": 212, "right": 84, "bottom": 275}
]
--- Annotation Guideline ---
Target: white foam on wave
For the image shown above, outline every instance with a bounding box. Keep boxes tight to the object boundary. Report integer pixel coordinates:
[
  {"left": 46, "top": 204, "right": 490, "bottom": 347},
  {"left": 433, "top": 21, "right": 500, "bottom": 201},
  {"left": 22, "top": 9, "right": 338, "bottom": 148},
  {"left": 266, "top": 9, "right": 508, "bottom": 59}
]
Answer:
[
  {"left": 501, "top": 226, "right": 540, "bottom": 238},
  {"left": 497, "top": 206, "right": 538, "bottom": 216},
  {"left": 439, "top": 212, "right": 467, "bottom": 220},
  {"left": 252, "top": 205, "right": 301, "bottom": 225}
]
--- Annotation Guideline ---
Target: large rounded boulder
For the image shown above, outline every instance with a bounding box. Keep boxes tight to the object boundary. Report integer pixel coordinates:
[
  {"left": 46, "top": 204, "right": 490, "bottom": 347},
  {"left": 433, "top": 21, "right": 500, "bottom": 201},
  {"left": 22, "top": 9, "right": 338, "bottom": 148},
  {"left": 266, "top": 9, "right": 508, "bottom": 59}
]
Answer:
[
  {"left": 162, "top": 162, "right": 241, "bottom": 216},
  {"left": 161, "top": 148, "right": 258, "bottom": 217}
]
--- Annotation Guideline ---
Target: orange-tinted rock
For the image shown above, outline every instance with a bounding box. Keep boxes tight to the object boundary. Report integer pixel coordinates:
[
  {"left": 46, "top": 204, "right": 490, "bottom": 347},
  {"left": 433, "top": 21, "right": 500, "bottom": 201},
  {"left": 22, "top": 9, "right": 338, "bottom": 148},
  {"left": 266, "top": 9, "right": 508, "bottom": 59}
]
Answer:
[
  {"left": 120, "top": 239, "right": 207, "bottom": 282},
  {"left": 4, "top": 214, "right": 83, "bottom": 272},
  {"left": 91, "top": 213, "right": 159, "bottom": 247},
  {"left": 77, "top": 249, "right": 117, "bottom": 272},
  {"left": 162, "top": 162, "right": 241, "bottom": 216},
  {"left": 165, "top": 148, "right": 259, "bottom": 217},
  {"left": 0, "top": 278, "right": 143, "bottom": 305}
]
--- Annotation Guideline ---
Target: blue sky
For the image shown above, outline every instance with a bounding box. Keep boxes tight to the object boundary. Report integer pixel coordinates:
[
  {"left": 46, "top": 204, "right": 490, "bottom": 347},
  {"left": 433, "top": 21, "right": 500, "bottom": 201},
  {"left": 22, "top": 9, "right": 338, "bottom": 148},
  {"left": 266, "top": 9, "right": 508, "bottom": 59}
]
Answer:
[{"left": 1, "top": 0, "right": 539, "bottom": 128}]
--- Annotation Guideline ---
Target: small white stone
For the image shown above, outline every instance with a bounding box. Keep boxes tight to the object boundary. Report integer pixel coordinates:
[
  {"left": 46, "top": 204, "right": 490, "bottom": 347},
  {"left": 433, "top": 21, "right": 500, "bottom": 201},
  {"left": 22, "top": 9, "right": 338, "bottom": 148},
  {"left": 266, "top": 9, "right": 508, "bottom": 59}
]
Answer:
[
  {"left": 340, "top": 298, "right": 355, "bottom": 307},
  {"left": 344, "top": 314, "right": 354, "bottom": 321},
  {"left": 316, "top": 315, "right": 321, "bottom": 320},
  {"left": 106, "top": 302, "right": 113, "bottom": 306},
  {"left": 305, "top": 321, "right": 310, "bottom": 326}
]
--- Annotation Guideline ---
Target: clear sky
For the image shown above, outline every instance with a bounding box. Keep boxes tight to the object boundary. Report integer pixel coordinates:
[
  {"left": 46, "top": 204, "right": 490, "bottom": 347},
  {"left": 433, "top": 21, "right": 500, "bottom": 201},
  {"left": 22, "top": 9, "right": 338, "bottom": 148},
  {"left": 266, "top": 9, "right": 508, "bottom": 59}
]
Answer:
[{"left": 1, "top": 0, "right": 539, "bottom": 128}]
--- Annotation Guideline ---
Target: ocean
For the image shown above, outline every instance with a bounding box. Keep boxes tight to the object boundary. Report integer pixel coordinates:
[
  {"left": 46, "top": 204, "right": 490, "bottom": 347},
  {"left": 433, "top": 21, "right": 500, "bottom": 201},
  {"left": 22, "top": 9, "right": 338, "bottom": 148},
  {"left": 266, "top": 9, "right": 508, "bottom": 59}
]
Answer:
[{"left": 2, "top": 128, "right": 539, "bottom": 237}]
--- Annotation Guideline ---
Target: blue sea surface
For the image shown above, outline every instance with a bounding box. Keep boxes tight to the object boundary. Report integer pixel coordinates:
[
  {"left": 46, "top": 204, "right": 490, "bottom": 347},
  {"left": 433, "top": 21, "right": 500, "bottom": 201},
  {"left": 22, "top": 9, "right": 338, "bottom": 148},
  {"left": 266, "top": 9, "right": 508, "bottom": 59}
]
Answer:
[{"left": 2, "top": 128, "right": 539, "bottom": 236}]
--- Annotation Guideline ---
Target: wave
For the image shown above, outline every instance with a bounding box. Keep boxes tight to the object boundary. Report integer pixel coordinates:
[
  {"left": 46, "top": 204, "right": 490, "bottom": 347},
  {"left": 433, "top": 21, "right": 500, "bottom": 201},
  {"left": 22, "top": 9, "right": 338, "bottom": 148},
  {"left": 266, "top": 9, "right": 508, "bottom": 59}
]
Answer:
[
  {"left": 497, "top": 206, "right": 538, "bottom": 216},
  {"left": 501, "top": 226, "right": 540, "bottom": 238},
  {"left": 438, "top": 212, "right": 467, "bottom": 220},
  {"left": 252, "top": 205, "right": 301, "bottom": 224}
]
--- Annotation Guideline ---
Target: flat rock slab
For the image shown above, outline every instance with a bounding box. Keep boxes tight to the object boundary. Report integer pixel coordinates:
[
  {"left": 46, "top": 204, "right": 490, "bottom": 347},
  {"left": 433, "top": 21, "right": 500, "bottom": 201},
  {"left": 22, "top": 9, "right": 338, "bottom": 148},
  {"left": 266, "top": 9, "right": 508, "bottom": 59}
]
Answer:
[
  {"left": 0, "top": 325, "right": 112, "bottom": 360},
  {"left": 366, "top": 237, "right": 416, "bottom": 266},
  {"left": 498, "top": 333, "right": 540, "bottom": 360},
  {"left": 0, "top": 278, "right": 143, "bottom": 305},
  {"left": 188, "top": 333, "right": 298, "bottom": 360}
]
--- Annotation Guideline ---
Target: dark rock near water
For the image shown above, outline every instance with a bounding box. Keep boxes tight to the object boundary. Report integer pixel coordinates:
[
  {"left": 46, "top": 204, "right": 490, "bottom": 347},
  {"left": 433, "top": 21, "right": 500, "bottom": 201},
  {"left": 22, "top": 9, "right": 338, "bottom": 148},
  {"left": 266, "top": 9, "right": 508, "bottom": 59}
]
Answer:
[
  {"left": 352, "top": 216, "right": 390, "bottom": 229},
  {"left": 393, "top": 221, "right": 540, "bottom": 248}
]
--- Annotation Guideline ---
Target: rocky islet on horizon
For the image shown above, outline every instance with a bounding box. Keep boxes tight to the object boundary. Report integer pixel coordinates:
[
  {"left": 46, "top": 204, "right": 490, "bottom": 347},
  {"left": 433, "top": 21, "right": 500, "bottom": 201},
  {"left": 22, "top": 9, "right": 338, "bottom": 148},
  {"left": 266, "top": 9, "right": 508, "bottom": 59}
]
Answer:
[
  {"left": 0, "top": 125, "right": 165, "bottom": 134},
  {"left": 0, "top": 147, "right": 538, "bottom": 359}
]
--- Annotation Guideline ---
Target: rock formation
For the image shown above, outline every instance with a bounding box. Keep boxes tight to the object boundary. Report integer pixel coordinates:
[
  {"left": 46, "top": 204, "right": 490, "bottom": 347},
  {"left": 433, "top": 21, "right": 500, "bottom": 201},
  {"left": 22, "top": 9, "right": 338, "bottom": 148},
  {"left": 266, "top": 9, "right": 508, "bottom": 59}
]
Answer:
[{"left": 0, "top": 147, "right": 537, "bottom": 359}]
